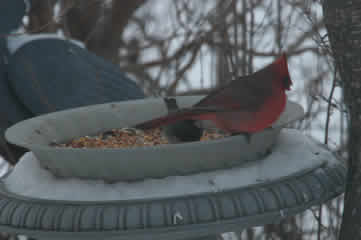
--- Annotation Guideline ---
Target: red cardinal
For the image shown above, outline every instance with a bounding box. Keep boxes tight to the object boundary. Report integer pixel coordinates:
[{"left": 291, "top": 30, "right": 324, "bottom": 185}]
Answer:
[{"left": 135, "top": 54, "right": 292, "bottom": 136}]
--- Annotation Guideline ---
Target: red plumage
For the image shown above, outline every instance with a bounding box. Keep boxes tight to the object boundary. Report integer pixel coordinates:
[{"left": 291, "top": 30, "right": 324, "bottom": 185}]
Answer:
[{"left": 135, "top": 54, "right": 292, "bottom": 134}]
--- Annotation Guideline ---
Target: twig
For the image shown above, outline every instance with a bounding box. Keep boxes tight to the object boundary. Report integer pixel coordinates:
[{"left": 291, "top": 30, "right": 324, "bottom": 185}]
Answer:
[{"left": 324, "top": 67, "right": 338, "bottom": 145}]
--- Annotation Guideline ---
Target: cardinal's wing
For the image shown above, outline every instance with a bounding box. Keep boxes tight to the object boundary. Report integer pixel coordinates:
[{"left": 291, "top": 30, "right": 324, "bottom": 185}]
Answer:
[
  {"left": 194, "top": 69, "right": 275, "bottom": 112},
  {"left": 7, "top": 38, "right": 145, "bottom": 115}
]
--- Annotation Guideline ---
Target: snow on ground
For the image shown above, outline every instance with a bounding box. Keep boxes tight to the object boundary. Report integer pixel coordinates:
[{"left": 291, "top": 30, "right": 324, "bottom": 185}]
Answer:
[{"left": 4, "top": 129, "right": 338, "bottom": 201}]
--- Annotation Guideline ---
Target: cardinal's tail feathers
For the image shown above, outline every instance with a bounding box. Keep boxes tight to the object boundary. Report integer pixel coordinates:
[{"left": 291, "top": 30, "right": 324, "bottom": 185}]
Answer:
[
  {"left": 186, "top": 106, "right": 230, "bottom": 112},
  {"left": 134, "top": 106, "right": 230, "bottom": 130},
  {"left": 134, "top": 109, "right": 198, "bottom": 130}
]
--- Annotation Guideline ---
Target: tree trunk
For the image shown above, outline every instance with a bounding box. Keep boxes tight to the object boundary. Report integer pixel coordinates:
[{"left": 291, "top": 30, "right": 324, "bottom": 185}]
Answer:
[{"left": 322, "top": 0, "right": 361, "bottom": 239}]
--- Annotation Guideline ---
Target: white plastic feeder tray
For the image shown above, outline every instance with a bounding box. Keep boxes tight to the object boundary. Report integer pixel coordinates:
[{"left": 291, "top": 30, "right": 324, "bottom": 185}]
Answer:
[{"left": 5, "top": 96, "right": 304, "bottom": 182}]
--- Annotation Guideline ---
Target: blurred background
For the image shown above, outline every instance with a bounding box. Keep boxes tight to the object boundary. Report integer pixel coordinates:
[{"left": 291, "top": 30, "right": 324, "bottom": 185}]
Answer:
[{"left": 5, "top": 0, "right": 344, "bottom": 239}]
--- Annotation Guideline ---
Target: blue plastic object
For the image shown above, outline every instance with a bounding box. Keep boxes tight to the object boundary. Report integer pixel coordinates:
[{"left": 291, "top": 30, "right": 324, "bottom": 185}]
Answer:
[{"left": 7, "top": 38, "right": 145, "bottom": 115}]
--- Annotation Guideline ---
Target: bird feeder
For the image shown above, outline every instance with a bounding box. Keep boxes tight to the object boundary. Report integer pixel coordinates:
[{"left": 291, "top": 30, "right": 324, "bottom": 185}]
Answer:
[
  {"left": 5, "top": 96, "right": 304, "bottom": 182},
  {"left": 0, "top": 97, "right": 346, "bottom": 240}
]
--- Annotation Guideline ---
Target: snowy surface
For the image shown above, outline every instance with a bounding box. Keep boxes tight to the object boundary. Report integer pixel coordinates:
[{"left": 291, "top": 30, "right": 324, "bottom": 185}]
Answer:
[
  {"left": 6, "top": 33, "right": 85, "bottom": 55},
  {"left": 4, "top": 129, "right": 339, "bottom": 201}
]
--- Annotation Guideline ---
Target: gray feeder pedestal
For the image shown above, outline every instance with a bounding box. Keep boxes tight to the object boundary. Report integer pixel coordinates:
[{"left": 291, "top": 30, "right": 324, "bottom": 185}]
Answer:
[{"left": 0, "top": 97, "right": 346, "bottom": 240}]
